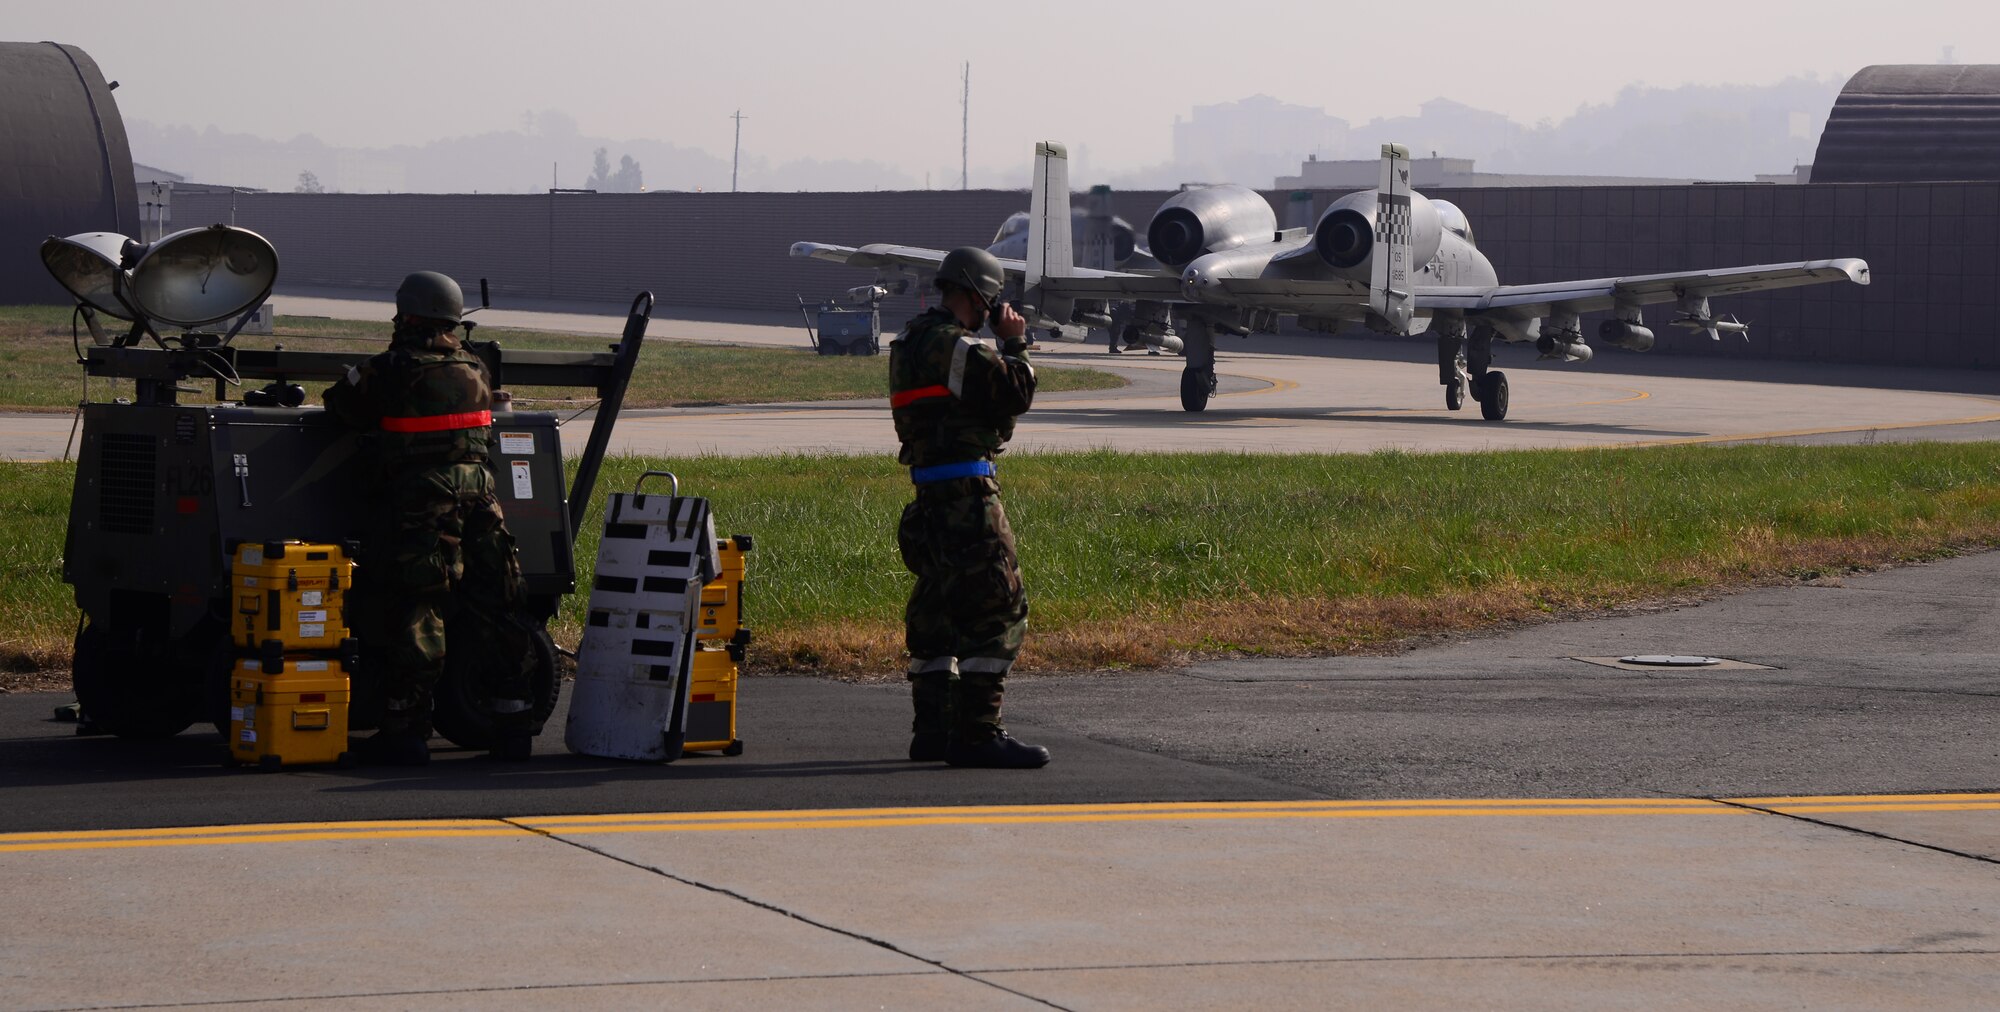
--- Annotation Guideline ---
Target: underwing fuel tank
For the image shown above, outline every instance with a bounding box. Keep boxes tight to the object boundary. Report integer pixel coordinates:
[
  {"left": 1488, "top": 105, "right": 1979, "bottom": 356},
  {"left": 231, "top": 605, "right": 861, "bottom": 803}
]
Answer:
[{"left": 1598, "top": 319, "right": 1657, "bottom": 352}]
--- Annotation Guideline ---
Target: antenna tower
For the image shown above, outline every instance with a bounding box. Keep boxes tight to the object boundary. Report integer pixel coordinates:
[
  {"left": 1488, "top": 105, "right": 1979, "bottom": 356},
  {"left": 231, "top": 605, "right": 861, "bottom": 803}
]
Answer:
[
  {"left": 731, "top": 109, "right": 747, "bottom": 192},
  {"left": 960, "top": 63, "right": 969, "bottom": 190}
]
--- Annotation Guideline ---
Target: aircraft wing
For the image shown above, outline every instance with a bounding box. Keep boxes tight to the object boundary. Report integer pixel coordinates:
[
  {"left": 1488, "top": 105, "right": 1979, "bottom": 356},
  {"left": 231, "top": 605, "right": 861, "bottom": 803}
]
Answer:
[
  {"left": 1414, "top": 259, "right": 1871, "bottom": 316},
  {"left": 793, "top": 241, "right": 1179, "bottom": 297}
]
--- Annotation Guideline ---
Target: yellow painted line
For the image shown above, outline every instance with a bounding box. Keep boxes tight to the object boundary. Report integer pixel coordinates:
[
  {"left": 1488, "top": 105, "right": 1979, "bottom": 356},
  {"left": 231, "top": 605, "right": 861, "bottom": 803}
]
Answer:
[
  {"left": 4, "top": 793, "right": 1993, "bottom": 855},
  {"left": 1215, "top": 372, "right": 1299, "bottom": 399},
  {"left": 0, "top": 818, "right": 504, "bottom": 844},
  {"left": 0, "top": 826, "right": 526, "bottom": 854}
]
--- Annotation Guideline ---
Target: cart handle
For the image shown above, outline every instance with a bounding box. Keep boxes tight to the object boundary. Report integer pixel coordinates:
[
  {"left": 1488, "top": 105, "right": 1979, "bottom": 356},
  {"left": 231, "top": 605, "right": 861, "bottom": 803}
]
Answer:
[{"left": 635, "top": 470, "right": 679, "bottom": 497}]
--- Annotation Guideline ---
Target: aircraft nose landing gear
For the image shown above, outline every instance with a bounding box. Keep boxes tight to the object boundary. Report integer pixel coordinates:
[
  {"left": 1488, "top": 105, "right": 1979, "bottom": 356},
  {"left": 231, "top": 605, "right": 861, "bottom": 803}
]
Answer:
[{"left": 1180, "top": 366, "right": 1218, "bottom": 412}]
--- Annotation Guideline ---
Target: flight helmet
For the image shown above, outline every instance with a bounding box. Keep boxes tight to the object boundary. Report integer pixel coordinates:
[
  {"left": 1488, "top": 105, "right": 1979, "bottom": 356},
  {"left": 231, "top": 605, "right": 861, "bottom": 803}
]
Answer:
[
  {"left": 395, "top": 271, "right": 464, "bottom": 323},
  {"left": 935, "top": 246, "right": 1005, "bottom": 303}
]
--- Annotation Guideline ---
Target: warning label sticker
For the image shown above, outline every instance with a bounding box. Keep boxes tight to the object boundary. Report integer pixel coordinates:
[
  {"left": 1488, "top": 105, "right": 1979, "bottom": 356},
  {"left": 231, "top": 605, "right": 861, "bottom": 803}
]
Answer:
[
  {"left": 512, "top": 460, "right": 534, "bottom": 500},
  {"left": 299, "top": 623, "right": 326, "bottom": 639},
  {"left": 297, "top": 610, "right": 327, "bottom": 624},
  {"left": 500, "top": 432, "right": 535, "bottom": 455},
  {"left": 301, "top": 591, "right": 323, "bottom": 607}
]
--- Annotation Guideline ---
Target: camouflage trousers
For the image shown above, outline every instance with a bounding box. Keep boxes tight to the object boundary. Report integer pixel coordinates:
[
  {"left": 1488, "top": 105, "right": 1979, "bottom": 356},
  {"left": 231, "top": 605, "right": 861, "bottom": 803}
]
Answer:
[
  {"left": 368, "top": 462, "right": 533, "bottom": 733},
  {"left": 897, "top": 475, "right": 1028, "bottom": 739}
]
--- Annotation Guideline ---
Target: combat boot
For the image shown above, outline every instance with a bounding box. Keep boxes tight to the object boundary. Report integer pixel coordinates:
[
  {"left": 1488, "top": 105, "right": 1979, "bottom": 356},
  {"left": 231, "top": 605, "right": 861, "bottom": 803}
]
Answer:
[
  {"left": 907, "top": 669, "right": 951, "bottom": 762},
  {"left": 356, "top": 727, "right": 431, "bottom": 767},
  {"left": 945, "top": 673, "right": 1050, "bottom": 769},
  {"left": 486, "top": 705, "right": 535, "bottom": 761},
  {"left": 946, "top": 731, "right": 1050, "bottom": 769}
]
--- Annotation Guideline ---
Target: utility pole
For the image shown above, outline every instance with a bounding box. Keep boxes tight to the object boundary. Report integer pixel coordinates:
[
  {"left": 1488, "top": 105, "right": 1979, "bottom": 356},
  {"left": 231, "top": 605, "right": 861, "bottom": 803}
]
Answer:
[
  {"left": 731, "top": 109, "right": 747, "bottom": 193},
  {"left": 960, "top": 63, "right": 969, "bottom": 190}
]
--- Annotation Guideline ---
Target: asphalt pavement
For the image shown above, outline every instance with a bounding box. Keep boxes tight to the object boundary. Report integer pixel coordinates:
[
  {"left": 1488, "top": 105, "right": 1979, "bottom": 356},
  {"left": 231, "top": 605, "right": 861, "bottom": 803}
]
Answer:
[{"left": 5, "top": 548, "right": 1998, "bottom": 1008}]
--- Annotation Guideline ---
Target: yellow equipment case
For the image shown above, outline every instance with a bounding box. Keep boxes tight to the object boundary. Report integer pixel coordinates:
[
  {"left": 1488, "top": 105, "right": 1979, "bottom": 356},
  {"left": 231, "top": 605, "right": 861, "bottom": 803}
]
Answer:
[
  {"left": 228, "top": 657, "right": 352, "bottom": 770},
  {"left": 232, "top": 540, "right": 355, "bottom": 657},
  {"left": 686, "top": 534, "right": 752, "bottom": 755}
]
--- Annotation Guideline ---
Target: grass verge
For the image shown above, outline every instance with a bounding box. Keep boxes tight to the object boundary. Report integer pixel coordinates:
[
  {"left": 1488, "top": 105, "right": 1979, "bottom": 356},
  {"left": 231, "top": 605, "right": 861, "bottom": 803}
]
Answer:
[
  {"left": 9, "top": 443, "right": 2000, "bottom": 686},
  {"left": 0, "top": 306, "right": 1123, "bottom": 411}
]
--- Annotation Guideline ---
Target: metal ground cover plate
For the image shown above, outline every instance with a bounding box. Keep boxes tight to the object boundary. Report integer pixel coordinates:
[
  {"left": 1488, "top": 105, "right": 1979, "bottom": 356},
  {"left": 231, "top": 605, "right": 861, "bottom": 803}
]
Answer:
[{"left": 1572, "top": 656, "right": 1777, "bottom": 672}]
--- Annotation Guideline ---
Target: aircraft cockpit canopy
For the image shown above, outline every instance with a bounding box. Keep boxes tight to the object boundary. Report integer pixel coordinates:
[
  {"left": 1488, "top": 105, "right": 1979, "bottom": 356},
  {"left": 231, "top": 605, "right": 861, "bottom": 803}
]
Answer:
[
  {"left": 1433, "top": 200, "right": 1475, "bottom": 247},
  {"left": 992, "top": 211, "right": 1030, "bottom": 246}
]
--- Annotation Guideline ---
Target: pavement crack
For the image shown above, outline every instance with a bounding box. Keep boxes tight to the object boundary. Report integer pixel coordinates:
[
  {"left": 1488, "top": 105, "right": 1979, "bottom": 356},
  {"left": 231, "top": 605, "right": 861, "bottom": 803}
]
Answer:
[
  {"left": 1704, "top": 798, "right": 2000, "bottom": 867},
  {"left": 36, "top": 970, "right": 954, "bottom": 1010},
  {"left": 960, "top": 947, "right": 2000, "bottom": 975},
  {"left": 502, "top": 818, "right": 1074, "bottom": 1011}
]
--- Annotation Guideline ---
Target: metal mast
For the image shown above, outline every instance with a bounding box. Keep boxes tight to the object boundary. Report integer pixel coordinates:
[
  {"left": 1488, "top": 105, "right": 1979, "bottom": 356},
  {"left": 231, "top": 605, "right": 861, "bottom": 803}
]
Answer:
[
  {"left": 731, "top": 109, "right": 747, "bottom": 192},
  {"left": 960, "top": 63, "right": 969, "bottom": 190}
]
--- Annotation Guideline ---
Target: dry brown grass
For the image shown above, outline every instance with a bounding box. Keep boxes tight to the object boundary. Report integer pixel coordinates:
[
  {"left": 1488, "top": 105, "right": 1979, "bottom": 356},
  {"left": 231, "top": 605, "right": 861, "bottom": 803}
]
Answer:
[{"left": 746, "top": 532, "right": 1985, "bottom": 682}]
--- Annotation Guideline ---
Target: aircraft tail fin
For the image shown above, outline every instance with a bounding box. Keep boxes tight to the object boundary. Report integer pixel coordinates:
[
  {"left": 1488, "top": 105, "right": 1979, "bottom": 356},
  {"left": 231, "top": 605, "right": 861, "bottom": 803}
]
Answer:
[
  {"left": 1026, "top": 141, "right": 1077, "bottom": 325},
  {"left": 1369, "top": 143, "right": 1415, "bottom": 335}
]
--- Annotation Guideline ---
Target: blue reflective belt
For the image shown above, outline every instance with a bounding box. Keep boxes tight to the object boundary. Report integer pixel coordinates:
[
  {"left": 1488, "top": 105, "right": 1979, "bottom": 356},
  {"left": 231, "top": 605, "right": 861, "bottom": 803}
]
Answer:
[{"left": 910, "top": 460, "right": 996, "bottom": 484}]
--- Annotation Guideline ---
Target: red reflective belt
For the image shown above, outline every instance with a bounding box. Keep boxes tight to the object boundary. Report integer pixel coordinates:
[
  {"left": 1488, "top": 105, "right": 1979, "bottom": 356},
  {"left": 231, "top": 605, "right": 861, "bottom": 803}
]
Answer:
[
  {"left": 380, "top": 409, "right": 492, "bottom": 433},
  {"left": 890, "top": 385, "right": 951, "bottom": 409}
]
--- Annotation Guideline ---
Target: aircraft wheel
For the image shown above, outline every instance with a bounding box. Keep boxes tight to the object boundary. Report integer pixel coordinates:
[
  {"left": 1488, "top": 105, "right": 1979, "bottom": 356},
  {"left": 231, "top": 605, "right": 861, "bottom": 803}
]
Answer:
[
  {"left": 72, "top": 623, "right": 198, "bottom": 739},
  {"left": 1445, "top": 382, "right": 1465, "bottom": 412},
  {"left": 1476, "top": 371, "right": 1510, "bottom": 421},
  {"left": 1180, "top": 367, "right": 1215, "bottom": 412}
]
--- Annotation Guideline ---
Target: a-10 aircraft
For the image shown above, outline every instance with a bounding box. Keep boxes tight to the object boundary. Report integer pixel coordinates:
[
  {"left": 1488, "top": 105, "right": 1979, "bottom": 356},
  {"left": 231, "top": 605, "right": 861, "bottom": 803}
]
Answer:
[{"left": 793, "top": 142, "right": 1870, "bottom": 419}]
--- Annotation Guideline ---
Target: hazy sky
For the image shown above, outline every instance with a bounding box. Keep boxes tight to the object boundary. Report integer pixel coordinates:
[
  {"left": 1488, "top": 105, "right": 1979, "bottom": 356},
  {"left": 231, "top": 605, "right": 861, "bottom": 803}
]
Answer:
[{"left": 11, "top": 0, "right": 1995, "bottom": 178}]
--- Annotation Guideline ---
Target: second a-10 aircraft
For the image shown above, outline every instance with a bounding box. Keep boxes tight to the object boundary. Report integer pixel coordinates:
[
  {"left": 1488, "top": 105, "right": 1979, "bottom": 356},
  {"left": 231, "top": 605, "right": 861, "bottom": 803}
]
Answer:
[{"left": 793, "top": 142, "right": 1869, "bottom": 419}]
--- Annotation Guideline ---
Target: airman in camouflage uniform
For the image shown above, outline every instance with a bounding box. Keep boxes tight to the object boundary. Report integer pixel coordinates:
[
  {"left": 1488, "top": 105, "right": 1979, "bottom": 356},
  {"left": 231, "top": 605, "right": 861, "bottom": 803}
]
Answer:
[
  {"left": 324, "top": 271, "right": 534, "bottom": 765},
  {"left": 892, "top": 246, "right": 1049, "bottom": 769}
]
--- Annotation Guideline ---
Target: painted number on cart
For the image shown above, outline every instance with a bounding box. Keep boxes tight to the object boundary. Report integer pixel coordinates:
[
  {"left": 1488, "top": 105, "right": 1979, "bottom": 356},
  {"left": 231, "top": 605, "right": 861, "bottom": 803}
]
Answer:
[{"left": 512, "top": 460, "right": 534, "bottom": 499}]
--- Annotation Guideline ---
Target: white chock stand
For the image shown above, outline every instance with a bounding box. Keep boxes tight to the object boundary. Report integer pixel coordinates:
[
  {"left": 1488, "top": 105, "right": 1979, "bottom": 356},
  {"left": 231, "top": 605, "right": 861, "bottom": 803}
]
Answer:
[{"left": 565, "top": 471, "right": 721, "bottom": 761}]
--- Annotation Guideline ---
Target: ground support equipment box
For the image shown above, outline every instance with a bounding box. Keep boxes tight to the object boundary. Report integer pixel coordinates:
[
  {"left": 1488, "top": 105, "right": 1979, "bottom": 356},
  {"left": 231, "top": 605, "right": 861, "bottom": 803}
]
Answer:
[
  {"left": 686, "top": 534, "right": 753, "bottom": 755},
  {"left": 682, "top": 648, "right": 742, "bottom": 755},
  {"left": 228, "top": 658, "right": 351, "bottom": 770},
  {"left": 567, "top": 472, "right": 720, "bottom": 762},
  {"left": 232, "top": 540, "right": 355, "bottom": 658}
]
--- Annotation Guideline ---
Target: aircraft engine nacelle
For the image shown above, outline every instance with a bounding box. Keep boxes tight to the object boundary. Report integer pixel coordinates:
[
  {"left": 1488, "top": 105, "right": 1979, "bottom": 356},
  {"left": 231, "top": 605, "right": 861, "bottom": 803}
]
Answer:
[
  {"left": 1311, "top": 188, "right": 1444, "bottom": 281},
  {"left": 1106, "top": 216, "right": 1138, "bottom": 265},
  {"left": 1146, "top": 185, "right": 1278, "bottom": 268},
  {"left": 1597, "top": 319, "right": 1656, "bottom": 353}
]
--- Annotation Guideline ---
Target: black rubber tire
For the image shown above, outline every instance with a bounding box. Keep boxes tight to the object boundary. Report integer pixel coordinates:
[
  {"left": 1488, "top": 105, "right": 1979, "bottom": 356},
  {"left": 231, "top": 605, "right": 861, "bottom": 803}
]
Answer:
[
  {"left": 722, "top": 740, "right": 744, "bottom": 756},
  {"left": 433, "top": 623, "right": 561, "bottom": 749},
  {"left": 1179, "top": 367, "right": 1214, "bottom": 412},
  {"left": 72, "top": 624, "right": 198, "bottom": 739},
  {"left": 1477, "top": 370, "right": 1510, "bottom": 421},
  {"left": 1446, "top": 382, "right": 1465, "bottom": 411}
]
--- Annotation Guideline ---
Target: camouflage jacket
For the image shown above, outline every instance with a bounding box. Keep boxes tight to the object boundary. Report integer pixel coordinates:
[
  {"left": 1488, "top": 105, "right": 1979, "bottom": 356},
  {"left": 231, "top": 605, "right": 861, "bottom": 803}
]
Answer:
[
  {"left": 889, "top": 308, "right": 1037, "bottom": 467},
  {"left": 323, "top": 327, "right": 494, "bottom": 468}
]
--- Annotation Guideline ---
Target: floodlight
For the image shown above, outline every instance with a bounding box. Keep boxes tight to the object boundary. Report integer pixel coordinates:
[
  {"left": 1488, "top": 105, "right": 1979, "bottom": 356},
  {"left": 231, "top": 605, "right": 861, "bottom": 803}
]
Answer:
[
  {"left": 39, "top": 232, "right": 139, "bottom": 320},
  {"left": 125, "top": 225, "right": 278, "bottom": 329}
]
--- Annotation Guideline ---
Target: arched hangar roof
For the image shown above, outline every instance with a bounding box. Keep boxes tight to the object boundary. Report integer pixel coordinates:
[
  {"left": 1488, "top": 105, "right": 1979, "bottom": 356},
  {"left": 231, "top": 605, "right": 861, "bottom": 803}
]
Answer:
[
  {"left": 1812, "top": 64, "right": 2000, "bottom": 183},
  {"left": 0, "top": 41, "right": 139, "bottom": 305}
]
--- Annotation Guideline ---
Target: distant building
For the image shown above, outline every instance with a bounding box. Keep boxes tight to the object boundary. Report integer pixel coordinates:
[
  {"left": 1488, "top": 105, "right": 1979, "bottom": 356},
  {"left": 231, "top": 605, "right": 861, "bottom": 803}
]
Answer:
[
  {"left": 1814, "top": 65, "right": 2000, "bottom": 182},
  {"left": 1174, "top": 96, "right": 1349, "bottom": 185},
  {"left": 133, "top": 163, "right": 183, "bottom": 241},
  {"left": 1754, "top": 164, "right": 1814, "bottom": 185},
  {"left": 1276, "top": 154, "right": 1699, "bottom": 190}
]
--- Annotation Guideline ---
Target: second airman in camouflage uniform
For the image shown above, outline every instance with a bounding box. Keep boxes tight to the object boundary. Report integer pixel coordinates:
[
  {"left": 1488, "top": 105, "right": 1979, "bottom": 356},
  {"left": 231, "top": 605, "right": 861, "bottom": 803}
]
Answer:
[
  {"left": 891, "top": 246, "right": 1049, "bottom": 769},
  {"left": 324, "top": 271, "right": 535, "bottom": 765}
]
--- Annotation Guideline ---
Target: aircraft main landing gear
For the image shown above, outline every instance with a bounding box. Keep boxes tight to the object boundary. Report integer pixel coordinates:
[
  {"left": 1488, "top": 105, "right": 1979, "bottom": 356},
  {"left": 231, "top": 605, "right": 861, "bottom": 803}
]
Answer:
[{"left": 1474, "top": 370, "right": 1509, "bottom": 421}]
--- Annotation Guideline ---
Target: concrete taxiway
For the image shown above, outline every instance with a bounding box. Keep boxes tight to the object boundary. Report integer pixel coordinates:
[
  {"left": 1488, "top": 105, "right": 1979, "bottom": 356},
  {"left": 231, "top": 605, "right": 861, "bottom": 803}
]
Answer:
[
  {"left": 6, "top": 291, "right": 1998, "bottom": 463},
  {"left": 4, "top": 552, "right": 1997, "bottom": 1008}
]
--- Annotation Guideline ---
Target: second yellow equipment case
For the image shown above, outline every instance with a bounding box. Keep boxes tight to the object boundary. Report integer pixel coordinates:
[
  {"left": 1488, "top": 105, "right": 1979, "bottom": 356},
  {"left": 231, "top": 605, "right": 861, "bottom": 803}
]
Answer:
[
  {"left": 227, "top": 657, "right": 352, "bottom": 770},
  {"left": 686, "top": 534, "right": 752, "bottom": 756}
]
